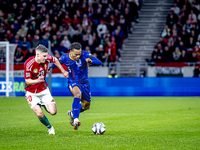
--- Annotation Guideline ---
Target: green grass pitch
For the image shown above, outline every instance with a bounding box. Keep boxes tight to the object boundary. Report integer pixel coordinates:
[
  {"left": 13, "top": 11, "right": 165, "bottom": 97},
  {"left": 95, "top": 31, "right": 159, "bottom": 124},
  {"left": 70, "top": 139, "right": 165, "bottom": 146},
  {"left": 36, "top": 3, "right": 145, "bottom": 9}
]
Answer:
[{"left": 0, "top": 97, "right": 200, "bottom": 150}]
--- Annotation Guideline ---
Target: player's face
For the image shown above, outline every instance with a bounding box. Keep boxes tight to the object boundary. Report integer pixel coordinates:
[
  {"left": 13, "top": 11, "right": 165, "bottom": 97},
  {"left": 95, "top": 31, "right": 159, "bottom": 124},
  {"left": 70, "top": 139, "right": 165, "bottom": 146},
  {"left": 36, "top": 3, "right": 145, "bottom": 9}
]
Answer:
[
  {"left": 36, "top": 51, "right": 48, "bottom": 63},
  {"left": 71, "top": 49, "right": 82, "bottom": 61}
]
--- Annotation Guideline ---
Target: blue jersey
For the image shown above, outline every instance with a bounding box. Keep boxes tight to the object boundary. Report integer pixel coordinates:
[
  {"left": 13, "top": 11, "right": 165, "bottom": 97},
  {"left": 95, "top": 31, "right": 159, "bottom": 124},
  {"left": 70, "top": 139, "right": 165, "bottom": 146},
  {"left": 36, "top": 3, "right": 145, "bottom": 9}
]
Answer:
[{"left": 52, "top": 51, "right": 102, "bottom": 84}]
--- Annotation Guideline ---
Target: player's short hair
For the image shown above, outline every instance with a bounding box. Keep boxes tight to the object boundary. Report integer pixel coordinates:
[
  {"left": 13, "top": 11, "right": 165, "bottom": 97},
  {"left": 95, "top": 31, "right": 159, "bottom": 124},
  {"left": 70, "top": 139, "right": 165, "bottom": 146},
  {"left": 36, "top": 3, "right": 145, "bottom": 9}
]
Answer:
[
  {"left": 70, "top": 42, "right": 82, "bottom": 51},
  {"left": 35, "top": 44, "right": 49, "bottom": 53}
]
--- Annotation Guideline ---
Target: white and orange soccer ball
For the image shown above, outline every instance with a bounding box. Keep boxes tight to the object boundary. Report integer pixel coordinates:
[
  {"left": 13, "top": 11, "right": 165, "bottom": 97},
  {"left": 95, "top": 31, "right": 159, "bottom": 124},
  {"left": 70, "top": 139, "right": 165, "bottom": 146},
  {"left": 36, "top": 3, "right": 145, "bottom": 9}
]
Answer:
[{"left": 92, "top": 122, "right": 106, "bottom": 135}]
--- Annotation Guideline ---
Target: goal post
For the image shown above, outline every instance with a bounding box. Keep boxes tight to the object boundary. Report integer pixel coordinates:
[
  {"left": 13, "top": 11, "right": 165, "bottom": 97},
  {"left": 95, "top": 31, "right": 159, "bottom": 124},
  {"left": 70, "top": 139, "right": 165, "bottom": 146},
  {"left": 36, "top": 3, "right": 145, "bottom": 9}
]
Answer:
[{"left": 0, "top": 42, "right": 17, "bottom": 97}]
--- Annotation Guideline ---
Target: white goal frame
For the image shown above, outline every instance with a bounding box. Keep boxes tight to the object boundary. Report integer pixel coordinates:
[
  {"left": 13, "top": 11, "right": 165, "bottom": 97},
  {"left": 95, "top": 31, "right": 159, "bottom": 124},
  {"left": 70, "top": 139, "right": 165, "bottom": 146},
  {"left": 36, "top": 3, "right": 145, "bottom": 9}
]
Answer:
[{"left": 0, "top": 42, "right": 17, "bottom": 97}]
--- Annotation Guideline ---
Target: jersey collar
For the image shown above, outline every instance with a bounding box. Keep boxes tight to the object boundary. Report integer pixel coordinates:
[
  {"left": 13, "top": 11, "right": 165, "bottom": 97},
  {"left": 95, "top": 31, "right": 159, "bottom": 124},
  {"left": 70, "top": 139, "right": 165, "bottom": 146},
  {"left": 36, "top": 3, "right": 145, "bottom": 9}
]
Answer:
[{"left": 69, "top": 53, "right": 75, "bottom": 61}]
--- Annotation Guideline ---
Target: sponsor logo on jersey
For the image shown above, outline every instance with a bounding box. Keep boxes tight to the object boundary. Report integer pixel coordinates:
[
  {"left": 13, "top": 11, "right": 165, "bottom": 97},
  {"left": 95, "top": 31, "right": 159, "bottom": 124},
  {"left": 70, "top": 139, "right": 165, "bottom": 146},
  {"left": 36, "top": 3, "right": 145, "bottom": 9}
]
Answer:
[
  {"left": 26, "top": 73, "right": 30, "bottom": 77},
  {"left": 51, "top": 99, "right": 55, "bottom": 102},
  {"left": 33, "top": 68, "right": 38, "bottom": 73},
  {"left": 44, "top": 64, "right": 47, "bottom": 69}
]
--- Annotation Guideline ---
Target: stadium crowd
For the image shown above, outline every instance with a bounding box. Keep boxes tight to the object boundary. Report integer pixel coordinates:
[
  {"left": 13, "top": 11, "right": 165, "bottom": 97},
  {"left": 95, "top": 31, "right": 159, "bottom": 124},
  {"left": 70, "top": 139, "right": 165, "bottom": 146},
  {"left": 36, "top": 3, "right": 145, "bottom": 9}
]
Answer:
[
  {"left": 0, "top": 0, "right": 141, "bottom": 65},
  {"left": 150, "top": 0, "right": 200, "bottom": 63}
]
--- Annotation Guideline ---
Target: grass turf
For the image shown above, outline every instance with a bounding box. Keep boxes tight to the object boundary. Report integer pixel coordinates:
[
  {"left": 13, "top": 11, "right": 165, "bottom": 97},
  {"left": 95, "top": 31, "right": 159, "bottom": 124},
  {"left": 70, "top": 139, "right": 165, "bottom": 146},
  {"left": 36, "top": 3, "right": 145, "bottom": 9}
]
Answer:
[{"left": 0, "top": 97, "right": 200, "bottom": 150}]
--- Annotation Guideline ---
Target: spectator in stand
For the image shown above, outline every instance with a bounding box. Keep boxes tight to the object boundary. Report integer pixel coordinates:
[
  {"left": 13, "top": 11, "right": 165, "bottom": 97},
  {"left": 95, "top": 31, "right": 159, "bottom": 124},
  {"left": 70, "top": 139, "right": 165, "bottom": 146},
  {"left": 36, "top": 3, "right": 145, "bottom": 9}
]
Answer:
[
  {"left": 193, "top": 42, "right": 200, "bottom": 57},
  {"left": 166, "top": 9, "right": 178, "bottom": 28},
  {"left": 32, "top": 35, "right": 40, "bottom": 48},
  {"left": 188, "top": 36, "right": 196, "bottom": 49},
  {"left": 14, "top": 47, "right": 24, "bottom": 63},
  {"left": 72, "top": 14, "right": 80, "bottom": 28},
  {"left": 154, "top": 53, "right": 169, "bottom": 63},
  {"left": 193, "top": 64, "right": 200, "bottom": 77},
  {"left": 40, "top": 34, "right": 49, "bottom": 48},
  {"left": 96, "top": 45, "right": 105, "bottom": 63},
  {"left": 105, "top": 40, "right": 117, "bottom": 63},
  {"left": 51, "top": 35, "right": 58, "bottom": 47},
  {"left": 172, "top": 2, "right": 180, "bottom": 15},
  {"left": 129, "top": 0, "right": 139, "bottom": 23},
  {"left": 97, "top": 20, "right": 107, "bottom": 38},
  {"left": 88, "top": 40, "right": 96, "bottom": 55},
  {"left": 162, "top": 46, "right": 172, "bottom": 62},
  {"left": 179, "top": 41, "right": 187, "bottom": 51},
  {"left": 54, "top": 50, "right": 61, "bottom": 59},
  {"left": 82, "top": 14, "right": 90, "bottom": 28},
  {"left": 61, "top": 36, "right": 71, "bottom": 49},
  {"left": 27, "top": 25, "right": 36, "bottom": 37},
  {"left": 151, "top": 46, "right": 160, "bottom": 62},
  {"left": 72, "top": 30, "right": 82, "bottom": 43},
  {"left": 187, "top": 10, "right": 197, "bottom": 25},
  {"left": 188, "top": 51, "right": 199, "bottom": 62},
  {"left": 17, "top": 24, "right": 27, "bottom": 38},
  {"left": 20, "top": 37, "right": 31, "bottom": 51},
  {"left": 62, "top": 14, "right": 72, "bottom": 28},
  {"left": 5, "top": 30, "right": 13, "bottom": 42},
  {"left": 179, "top": 49, "right": 188, "bottom": 62},
  {"left": 173, "top": 47, "right": 181, "bottom": 62},
  {"left": 161, "top": 25, "right": 171, "bottom": 38},
  {"left": 11, "top": 34, "right": 21, "bottom": 46},
  {"left": 85, "top": 46, "right": 90, "bottom": 52},
  {"left": 68, "top": 25, "right": 76, "bottom": 40},
  {"left": 81, "top": 35, "right": 88, "bottom": 50},
  {"left": 24, "top": 48, "right": 35, "bottom": 61}
]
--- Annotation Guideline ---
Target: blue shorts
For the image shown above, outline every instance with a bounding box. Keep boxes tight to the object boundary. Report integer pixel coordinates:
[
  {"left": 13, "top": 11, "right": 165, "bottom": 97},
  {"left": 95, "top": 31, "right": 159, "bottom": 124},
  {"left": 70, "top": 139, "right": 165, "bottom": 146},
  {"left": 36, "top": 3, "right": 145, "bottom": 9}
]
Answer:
[{"left": 68, "top": 82, "right": 91, "bottom": 102}]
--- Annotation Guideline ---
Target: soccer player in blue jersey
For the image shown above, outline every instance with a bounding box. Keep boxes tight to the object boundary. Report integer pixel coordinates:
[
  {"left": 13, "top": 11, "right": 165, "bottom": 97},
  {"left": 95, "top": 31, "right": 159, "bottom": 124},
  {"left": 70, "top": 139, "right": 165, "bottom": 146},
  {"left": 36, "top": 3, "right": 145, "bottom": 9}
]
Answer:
[{"left": 51, "top": 42, "right": 102, "bottom": 130}]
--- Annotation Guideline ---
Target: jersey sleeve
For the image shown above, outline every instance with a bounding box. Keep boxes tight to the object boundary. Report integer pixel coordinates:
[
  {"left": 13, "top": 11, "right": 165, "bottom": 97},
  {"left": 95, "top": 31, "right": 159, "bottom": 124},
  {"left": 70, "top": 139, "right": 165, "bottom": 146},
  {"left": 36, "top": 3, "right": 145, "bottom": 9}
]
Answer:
[
  {"left": 82, "top": 51, "right": 91, "bottom": 58},
  {"left": 47, "top": 54, "right": 56, "bottom": 63},
  {"left": 82, "top": 51, "right": 102, "bottom": 65},
  {"left": 24, "top": 63, "right": 32, "bottom": 79},
  {"left": 51, "top": 54, "right": 66, "bottom": 69}
]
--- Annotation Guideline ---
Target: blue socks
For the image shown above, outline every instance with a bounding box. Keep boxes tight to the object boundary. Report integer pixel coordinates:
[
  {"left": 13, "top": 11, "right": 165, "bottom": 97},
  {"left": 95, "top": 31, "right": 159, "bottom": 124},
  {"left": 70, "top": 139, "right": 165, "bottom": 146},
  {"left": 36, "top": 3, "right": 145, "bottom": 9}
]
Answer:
[
  {"left": 38, "top": 115, "right": 52, "bottom": 129},
  {"left": 72, "top": 97, "right": 81, "bottom": 119}
]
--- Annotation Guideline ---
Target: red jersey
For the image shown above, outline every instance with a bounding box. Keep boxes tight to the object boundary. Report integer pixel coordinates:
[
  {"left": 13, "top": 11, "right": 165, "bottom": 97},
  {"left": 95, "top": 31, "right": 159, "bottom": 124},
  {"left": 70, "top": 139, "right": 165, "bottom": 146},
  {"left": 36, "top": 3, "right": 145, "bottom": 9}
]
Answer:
[{"left": 24, "top": 54, "right": 55, "bottom": 93}]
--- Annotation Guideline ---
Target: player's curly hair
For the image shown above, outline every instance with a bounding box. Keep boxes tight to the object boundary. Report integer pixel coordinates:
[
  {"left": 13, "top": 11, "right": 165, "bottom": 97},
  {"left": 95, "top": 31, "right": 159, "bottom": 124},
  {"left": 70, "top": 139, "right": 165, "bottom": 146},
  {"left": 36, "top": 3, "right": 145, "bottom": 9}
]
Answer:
[
  {"left": 70, "top": 42, "right": 82, "bottom": 51},
  {"left": 35, "top": 44, "right": 49, "bottom": 53}
]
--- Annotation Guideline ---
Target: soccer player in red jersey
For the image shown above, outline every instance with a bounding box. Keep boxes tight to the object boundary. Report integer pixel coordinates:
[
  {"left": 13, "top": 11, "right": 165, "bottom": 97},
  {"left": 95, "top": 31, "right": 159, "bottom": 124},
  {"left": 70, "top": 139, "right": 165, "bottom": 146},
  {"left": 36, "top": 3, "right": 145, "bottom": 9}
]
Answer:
[{"left": 24, "top": 44, "right": 68, "bottom": 135}]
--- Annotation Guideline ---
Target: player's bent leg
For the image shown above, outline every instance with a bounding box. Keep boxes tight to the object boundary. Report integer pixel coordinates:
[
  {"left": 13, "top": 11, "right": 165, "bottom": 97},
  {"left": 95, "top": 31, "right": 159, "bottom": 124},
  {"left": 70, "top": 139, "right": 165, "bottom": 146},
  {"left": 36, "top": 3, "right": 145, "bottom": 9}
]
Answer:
[
  {"left": 45, "top": 103, "right": 57, "bottom": 115},
  {"left": 32, "top": 104, "right": 54, "bottom": 134},
  {"left": 80, "top": 100, "right": 91, "bottom": 112},
  {"left": 32, "top": 104, "right": 44, "bottom": 118}
]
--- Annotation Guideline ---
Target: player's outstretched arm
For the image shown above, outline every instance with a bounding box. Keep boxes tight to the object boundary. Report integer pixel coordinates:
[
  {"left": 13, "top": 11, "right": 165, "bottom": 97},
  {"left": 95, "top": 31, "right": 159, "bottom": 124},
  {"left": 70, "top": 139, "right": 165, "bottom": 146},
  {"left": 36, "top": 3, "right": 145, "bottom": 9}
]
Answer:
[
  {"left": 54, "top": 58, "right": 69, "bottom": 78},
  {"left": 85, "top": 56, "right": 102, "bottom": 65},
  {"left": 25, "top": 76, "right": 45, "bottom": 85}
]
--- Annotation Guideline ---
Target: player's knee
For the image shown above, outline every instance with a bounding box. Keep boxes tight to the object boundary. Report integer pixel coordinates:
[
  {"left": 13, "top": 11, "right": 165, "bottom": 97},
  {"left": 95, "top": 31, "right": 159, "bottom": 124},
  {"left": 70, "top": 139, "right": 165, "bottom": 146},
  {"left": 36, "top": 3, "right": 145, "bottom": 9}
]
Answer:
[
  {"left": 36, "top": 112, "right": 44, "bottom": 118},
  {"left": 74, "top": 93, "right": 81, "bottom": 99},
  {"left": 82, "top": 102, "right": 90, "bottom": 110},
  {"left": 50, "top": 110, "right": 57, "bottom": 115}
]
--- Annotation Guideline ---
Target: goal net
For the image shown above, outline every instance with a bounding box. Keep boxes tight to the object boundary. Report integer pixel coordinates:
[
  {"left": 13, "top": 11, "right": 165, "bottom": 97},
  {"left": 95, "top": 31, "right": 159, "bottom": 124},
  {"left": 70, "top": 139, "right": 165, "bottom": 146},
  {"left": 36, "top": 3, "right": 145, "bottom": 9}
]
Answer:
[{"left": 0, "top": 42, "right": 17, "bottom": 97}]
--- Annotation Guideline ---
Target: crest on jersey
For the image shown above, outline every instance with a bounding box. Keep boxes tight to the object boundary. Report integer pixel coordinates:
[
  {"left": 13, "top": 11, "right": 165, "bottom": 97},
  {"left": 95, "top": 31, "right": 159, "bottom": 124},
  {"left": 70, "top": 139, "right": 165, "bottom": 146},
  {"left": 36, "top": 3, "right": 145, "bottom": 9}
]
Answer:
[
  {"left": 76, "top": 59, "right": 82, "bottom": 67},
  {"left": 33, "top": 68, "right": 38, "bottom": 73}
]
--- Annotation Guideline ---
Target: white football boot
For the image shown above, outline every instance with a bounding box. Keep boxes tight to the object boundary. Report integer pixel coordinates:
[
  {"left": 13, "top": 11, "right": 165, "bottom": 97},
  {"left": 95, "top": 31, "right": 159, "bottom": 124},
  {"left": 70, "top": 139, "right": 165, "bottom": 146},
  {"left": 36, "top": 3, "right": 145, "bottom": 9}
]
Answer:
[
  {"left": 73, "top": 118, "right": 81, "bottom": 130},
  {"left": 48, "top": 126, "right": 55, "bottom": 135},
  {"left": 67, "top": 110, "right": 74, "bottom": 126}
]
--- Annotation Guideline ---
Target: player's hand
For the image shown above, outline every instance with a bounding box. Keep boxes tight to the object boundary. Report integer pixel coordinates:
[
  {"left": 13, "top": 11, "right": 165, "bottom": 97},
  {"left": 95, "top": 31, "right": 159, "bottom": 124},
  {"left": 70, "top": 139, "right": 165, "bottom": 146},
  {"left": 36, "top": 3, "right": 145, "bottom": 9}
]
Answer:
[
  {"left": 48, "top": 67, "right": 52, "bottom": 72},
  {"left": 85, "top": 58, "right": 92, "bottom": 64},
  {"left": 38, "top": 76, "right": 45, "bottom": 83},
  {"left": 63, "top": 71, "right": 69, "bottom": 78}
]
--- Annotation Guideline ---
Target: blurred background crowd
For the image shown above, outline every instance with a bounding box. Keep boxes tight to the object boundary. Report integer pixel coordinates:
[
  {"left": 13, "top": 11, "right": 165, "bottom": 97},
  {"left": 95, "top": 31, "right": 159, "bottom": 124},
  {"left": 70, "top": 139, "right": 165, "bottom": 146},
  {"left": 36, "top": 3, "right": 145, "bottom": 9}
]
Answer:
[
  {"left": 0, "top": 0, "right": 141, "bottom": 64},
  {"left": 150, "top": 0, "right": 200, "bottom": 63}
]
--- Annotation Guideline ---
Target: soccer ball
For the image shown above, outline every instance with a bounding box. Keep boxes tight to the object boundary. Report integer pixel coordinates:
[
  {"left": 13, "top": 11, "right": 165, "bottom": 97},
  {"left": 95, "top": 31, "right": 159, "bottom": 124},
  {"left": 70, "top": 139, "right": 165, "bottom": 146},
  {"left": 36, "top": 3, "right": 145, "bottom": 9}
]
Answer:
[{"left": 92, "top": 122, "right": 106, "bottom": 135}]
